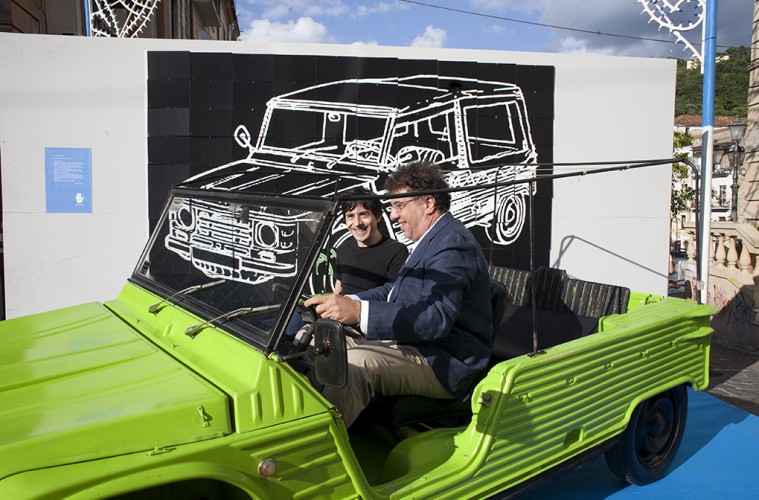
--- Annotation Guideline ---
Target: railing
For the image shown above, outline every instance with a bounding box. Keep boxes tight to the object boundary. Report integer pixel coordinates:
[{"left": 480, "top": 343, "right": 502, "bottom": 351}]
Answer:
[{"left": 682, "top": 221, "right": 759, "bottom": 350}]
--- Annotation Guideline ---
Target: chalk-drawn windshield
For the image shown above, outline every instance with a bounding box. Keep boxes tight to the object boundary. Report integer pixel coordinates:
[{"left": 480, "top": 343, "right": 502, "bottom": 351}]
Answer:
[
  {"left": 131, "top": 189, "right": 331, "bottom": 348},
  {"left": 261, "top": 108, "right": 390, "bottom": 164}
]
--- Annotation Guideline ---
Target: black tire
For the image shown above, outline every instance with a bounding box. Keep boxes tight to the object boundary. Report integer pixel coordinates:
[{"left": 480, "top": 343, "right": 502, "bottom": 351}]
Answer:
[{"left": 604, "top": 384, "right": 688, "bottom": 485}]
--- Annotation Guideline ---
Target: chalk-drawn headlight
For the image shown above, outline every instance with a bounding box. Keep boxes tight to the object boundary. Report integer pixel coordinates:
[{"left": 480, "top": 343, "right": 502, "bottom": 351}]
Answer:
[
  {"left": 255, "top": 222, "right": 279, "bottom": 249},
  {"left": 177, "top": 206, "right": 194, "bottom": 228}
]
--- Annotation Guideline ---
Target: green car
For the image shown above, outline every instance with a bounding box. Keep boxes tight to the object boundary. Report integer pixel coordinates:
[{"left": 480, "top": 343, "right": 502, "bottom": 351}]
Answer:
[{"left": 0, "top": 172, "right": 713, "bottom": 499}]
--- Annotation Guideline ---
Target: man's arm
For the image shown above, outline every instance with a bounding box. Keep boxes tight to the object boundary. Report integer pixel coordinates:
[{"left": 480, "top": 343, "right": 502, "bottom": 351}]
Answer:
[
  {"left": 363, "top": 236, "right": 480, "bottom": 343},
  {"left": 303, "top": 293, "right": 361, "bottom": 325},
  {"left": 303, "top": 276, "right": 394, "bottom": 325},
  {"left": 355, "top": 279, "right": 393, "bottom": 302}
]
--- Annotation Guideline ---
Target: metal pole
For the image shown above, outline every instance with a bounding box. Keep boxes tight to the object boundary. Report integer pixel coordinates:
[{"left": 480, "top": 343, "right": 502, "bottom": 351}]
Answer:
[
  {"left": 83, "top": 0, "right": 92, "bottom": 36},
  {"left": 697, "top": 0, "right": 718, "bottom": 304},
  {"left": 731, "top": 144, "right": 739, "bottom": 221},
  {"left": 684, "top": 158, "right": 701, "bottom": 302}
]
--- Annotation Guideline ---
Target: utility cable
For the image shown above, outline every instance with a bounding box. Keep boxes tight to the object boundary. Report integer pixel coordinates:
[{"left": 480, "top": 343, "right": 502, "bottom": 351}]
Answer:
[{"left": 400, "top": 0, "right": 742, "bottom": 51}]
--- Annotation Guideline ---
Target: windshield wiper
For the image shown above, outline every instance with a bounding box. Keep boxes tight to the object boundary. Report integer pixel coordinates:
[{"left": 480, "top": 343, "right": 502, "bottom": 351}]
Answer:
[
  {"left": 185, "top": 304, "right": 282, "bottom": 338},
  {"left": 148, "top": 279, "right": 227, "bottom": 314}
]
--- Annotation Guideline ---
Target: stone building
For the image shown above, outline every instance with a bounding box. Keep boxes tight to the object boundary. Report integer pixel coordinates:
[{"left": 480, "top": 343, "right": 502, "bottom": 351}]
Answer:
[
  {"left": 0, "top": 0, "right": 239, "bottom": 40},
  {"left": 745, "top": 1, "right": 759, "bottom": 224}
]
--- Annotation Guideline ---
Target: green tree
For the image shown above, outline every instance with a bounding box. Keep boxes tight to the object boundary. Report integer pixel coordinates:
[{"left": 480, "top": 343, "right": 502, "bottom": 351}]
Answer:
[
  {"left": 672, "top": 131, "right": 695, "bottom": 220},
  {"left": 675, "top": 46, "right": 750, "bottom": 117},
  {"left": 675, "top": 59, "right": 703, "bottom": 116}
]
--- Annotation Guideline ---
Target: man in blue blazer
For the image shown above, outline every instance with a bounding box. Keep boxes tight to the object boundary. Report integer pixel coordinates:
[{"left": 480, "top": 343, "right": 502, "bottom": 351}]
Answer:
[{"left": 305, "top": 162, "right": 493, "bottom": 427}]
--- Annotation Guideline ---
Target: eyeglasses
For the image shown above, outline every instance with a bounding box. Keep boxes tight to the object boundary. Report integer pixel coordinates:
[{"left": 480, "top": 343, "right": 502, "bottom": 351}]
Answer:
[{"left": 388, "top": 196, "right": 421, "bottom": 212}]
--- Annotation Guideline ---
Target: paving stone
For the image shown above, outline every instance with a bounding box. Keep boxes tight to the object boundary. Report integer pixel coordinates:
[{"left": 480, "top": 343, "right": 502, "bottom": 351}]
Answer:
[{"left": 706, "top": 341, "right": 759, "bottom": 415}]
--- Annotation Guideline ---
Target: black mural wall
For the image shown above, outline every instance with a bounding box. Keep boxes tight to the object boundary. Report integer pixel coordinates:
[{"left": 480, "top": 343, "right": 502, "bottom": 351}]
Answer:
[{"left": 147, "top": 51, "right": 555, "bottom": 271}]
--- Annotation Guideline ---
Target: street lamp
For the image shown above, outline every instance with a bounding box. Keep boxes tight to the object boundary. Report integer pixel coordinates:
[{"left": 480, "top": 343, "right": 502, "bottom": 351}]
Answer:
[{"left": 727, "top": 117, "right": 746, "bottom": 221}]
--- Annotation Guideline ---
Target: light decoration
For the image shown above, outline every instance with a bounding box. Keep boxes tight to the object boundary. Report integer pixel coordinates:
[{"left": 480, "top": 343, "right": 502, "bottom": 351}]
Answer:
[
  {"left": 90, "top": 0, "right": 160, "bottom": 38},
  {"left": 637, "top": 0, "right": 706, "bottom": 66}
]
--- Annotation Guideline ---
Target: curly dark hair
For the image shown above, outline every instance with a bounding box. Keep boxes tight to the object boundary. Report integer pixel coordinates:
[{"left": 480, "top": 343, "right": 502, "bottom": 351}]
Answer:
[
  {"left": 340, "top": 186, "right": 383, "bottom": 218},
  {"left": 384, "top": 161, "right": 451, "bottom": 212}
]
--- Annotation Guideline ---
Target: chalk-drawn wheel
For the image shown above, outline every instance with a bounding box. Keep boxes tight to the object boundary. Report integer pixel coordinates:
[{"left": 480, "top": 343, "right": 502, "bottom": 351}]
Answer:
[
  {"left": 604, "top": 384, "right": 688, "bottom": 485},
  {"left": 307, "top": 213, "right": 399, "bottom": 294},
  {"left": 488, "top": 193, "right": 526, "bottom": 245},
  {"left": 307, "top": 226, "right": 352, "bottom": 294},
  {"left": 308, "top": 247, "right": 338, "bottom": 295}
]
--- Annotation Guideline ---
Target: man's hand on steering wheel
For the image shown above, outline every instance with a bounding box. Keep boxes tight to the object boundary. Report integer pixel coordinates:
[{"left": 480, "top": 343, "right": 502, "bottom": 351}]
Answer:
[
  {"left": 293, "top": 293, "right": 317, "bottom": 324},
  {"left": 304, "top": 294, "right": 361, "bottom": 326}
]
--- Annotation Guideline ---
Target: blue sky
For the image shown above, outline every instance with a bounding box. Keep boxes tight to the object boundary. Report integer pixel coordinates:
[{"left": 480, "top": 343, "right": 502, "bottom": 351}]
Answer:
[{"left": 234, "top": 0, "right": 752, "bottom": 59}]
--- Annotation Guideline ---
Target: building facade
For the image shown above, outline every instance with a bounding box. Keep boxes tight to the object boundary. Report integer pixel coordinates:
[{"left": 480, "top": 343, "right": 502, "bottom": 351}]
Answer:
[
  {"left": 745, "top": 0, "right": 759, "bottom": 224},
  {"left": 0, "top": 0, "right": 239, "bottom": 40},
  {"left": 671, "top": 115, "right": 740, "bottom": 252}
]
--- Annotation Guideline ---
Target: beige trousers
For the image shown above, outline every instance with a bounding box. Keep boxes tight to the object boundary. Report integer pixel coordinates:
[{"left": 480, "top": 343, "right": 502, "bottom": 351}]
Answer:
[{"left": 320, "top": 337, "right": 453, "bottom": 428}]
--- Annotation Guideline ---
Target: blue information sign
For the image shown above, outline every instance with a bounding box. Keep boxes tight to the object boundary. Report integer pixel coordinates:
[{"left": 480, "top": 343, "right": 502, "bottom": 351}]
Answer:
[{"left": 45, "top": 147, "right": 92, "bottom": 213}]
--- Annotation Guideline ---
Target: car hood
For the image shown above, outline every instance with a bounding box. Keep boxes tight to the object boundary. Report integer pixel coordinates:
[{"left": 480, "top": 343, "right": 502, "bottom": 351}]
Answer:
[
  {"left": 0, "top": 302, "right": 230, "bottom": 480},
  {"left": 186, "top": 152, "right": 383, "bottom": 190}
]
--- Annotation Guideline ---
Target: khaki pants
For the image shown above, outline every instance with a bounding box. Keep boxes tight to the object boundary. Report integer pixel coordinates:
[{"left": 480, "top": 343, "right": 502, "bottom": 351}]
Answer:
[{"left": 321, "top": 337, "right": 453, "bottom": 428}]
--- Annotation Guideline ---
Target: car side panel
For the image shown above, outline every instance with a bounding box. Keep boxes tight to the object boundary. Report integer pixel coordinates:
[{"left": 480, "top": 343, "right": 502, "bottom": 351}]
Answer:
[
  {"left": 384, "top": 298, "right": 712, "bottom": 499},
  {"left": 0, "top": 413, "right": 369, "bottom": 499}
]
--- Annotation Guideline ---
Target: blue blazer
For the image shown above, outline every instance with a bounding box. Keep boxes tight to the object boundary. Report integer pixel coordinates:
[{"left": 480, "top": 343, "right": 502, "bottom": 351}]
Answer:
[{"left": 357, "top": 212, "right": 493, "bottom": 399}]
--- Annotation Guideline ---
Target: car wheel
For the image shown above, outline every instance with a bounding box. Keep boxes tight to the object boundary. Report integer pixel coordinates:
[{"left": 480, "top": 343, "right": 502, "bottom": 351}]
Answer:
[{"left": 604, "top": 384, "right": 688, "bottom": 485}]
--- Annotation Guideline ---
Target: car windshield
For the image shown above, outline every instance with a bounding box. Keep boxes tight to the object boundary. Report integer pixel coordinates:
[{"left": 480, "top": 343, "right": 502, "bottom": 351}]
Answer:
[{"left": 131, "top": 188, "right": 333, "bottom": 351}]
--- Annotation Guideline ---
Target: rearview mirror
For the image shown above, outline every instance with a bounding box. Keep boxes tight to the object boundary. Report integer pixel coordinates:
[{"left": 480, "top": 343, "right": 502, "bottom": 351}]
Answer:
[{"left": 313, "top": 319, "right": 347, "bottom": 388}]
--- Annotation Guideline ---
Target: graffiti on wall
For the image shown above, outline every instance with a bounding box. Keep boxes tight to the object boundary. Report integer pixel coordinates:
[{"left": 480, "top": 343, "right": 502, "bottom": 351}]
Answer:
[
  {"left": 711, "top": 284, "right": 756, "bottom": 343},
  {"left": 147, "top": 52, "right": 555, "bottom": 289}
]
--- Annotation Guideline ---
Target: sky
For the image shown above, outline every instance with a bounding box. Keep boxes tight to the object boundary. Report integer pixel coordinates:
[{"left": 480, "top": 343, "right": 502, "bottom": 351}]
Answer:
[{"left": 234, "top": 0, "right": 752, "bottom": 60}]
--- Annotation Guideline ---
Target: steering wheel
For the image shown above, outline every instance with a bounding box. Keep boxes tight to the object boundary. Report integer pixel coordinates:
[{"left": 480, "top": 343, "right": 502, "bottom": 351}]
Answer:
[
  {"left": 271, "top": 283, "right": 364, "bottom": 343},
  {"left": 272, "top": 283, "right": 317, "bottom": 323},
  {"left": 344, "top": 140, "right": 381, "bottom": 159}
]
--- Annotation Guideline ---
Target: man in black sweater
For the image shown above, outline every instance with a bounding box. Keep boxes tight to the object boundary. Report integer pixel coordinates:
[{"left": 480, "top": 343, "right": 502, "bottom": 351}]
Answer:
[
  {"left": 333, "top": 187, "right": 408, "bottom": 295},
  {"left": 284, "top": 187, "right": 407, "bottom": 345}
]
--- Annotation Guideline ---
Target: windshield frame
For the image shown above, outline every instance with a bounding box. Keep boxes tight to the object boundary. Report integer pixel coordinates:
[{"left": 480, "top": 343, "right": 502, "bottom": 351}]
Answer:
[{"left": 129, "top": 186, "right": 338, "bottom": 354}]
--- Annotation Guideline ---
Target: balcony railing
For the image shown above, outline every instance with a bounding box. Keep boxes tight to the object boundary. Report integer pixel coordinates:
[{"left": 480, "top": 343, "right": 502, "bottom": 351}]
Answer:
[{"left": 682, "top": 220, "right": 759, "bottom": 350}]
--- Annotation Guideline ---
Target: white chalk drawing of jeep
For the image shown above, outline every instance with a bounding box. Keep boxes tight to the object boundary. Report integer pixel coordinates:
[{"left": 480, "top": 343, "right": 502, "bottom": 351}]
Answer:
[
  {"left": 164, "top": 174, "right": 383, "bottom": 285},
  {"left": 165, "top": 75, "right": 538, "bottom": 285},
  {"left": 164, "top": 197, "right": 302, "bottom": 284}
]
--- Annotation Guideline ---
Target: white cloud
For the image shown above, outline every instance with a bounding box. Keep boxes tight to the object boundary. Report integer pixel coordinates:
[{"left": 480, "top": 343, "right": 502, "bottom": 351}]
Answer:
[
  {"left": 355, "top": 1, "right": 409, "bottom": 17},
  {"left": 484, "top": 24, "right": 505, "bottom": 34},
  {"left": 411, "top": 25, "right": 447, "bottom": 48},
  {"left": 356, "top": 2, "right": 392, "bottom": 17},
  {"left": 556, "top": 36, "right": 616, "bottom": 56},
  {"left": 469, "top": 0, "right": 550, "bottom": 14},
  {"left": 241, "top": 0, "right": 349, "bottom": 20},
  {"left": 240, "top": 17, "right": 333, "bottom": 43},
  {"left": 351, "top": 40, "right": 379, "bottom": 46}
]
